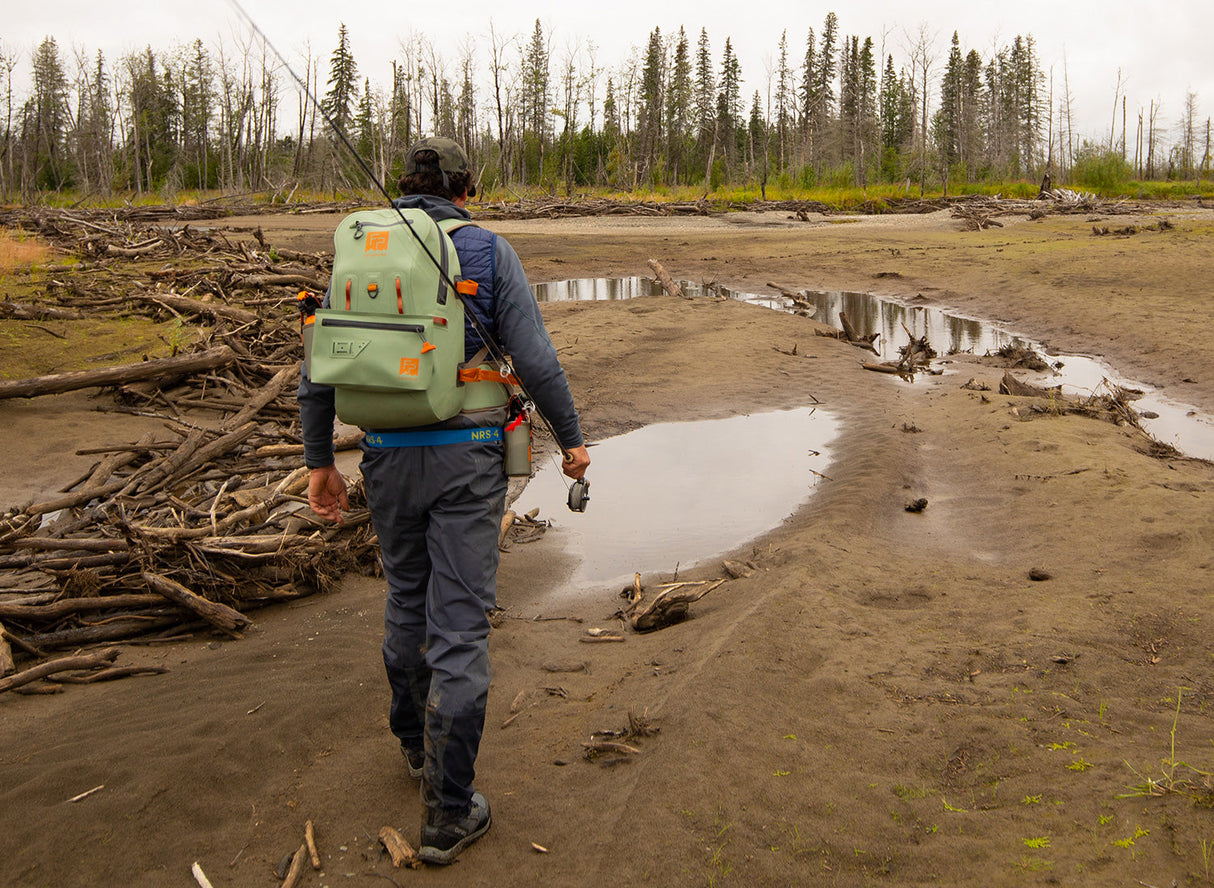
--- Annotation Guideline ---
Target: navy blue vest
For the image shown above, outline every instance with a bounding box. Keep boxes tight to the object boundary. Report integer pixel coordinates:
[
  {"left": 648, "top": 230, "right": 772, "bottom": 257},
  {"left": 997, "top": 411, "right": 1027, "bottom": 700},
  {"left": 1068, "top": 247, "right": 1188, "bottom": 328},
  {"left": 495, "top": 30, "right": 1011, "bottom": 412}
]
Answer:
[{"left": 449, "top": 225, "right": 498, "bottom": 361}]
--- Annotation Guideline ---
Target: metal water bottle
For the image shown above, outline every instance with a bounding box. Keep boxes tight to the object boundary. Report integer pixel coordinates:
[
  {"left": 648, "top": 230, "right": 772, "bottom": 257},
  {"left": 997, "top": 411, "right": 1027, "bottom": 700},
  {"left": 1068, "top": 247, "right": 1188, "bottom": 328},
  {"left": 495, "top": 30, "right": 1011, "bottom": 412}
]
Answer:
[{"left": 504, "top": 399, "right": 532, "bottom": 477}]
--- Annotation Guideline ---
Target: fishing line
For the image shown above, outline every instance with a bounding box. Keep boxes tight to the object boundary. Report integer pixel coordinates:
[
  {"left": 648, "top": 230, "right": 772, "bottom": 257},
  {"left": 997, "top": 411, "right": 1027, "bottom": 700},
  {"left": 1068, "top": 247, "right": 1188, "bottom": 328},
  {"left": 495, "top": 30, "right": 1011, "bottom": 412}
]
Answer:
[{"left": 224, "top": 0, "right": 572, "bottom": 455}]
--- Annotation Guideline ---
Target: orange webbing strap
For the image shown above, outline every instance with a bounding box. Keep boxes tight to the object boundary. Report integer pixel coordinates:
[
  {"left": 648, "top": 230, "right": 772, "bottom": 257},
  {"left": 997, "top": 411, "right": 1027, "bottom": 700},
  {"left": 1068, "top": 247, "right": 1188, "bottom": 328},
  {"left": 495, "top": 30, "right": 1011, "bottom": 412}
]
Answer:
[{"left": 458, "top": 366, "right": 519, "bottom": 386}]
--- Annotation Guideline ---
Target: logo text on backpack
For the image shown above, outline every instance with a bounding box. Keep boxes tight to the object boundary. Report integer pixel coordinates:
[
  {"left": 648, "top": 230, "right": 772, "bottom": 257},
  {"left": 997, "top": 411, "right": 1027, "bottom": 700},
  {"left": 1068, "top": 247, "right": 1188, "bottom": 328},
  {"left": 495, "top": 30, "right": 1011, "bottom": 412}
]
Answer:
[
  {"left": 399, "top": 357, "right": 420, "bottom": 377},
  {"left": 365, "top": 231, "right": 389, "bottom": 252}
]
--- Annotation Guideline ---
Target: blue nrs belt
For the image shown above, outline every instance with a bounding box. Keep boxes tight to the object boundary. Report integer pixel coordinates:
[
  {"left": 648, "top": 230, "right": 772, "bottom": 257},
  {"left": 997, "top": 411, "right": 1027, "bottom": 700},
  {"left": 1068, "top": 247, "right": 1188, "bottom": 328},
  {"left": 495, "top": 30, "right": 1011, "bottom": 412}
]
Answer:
[{"left": 364, "top": 427, "right": 502, "bottom": 448}]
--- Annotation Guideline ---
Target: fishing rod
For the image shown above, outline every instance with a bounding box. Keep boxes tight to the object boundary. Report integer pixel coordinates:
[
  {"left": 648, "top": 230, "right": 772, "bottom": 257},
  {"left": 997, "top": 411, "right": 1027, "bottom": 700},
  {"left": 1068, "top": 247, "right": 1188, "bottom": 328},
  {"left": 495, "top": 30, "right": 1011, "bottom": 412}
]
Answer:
[{"left": 225, "top": 0, "right": 587, "bottom": 506}]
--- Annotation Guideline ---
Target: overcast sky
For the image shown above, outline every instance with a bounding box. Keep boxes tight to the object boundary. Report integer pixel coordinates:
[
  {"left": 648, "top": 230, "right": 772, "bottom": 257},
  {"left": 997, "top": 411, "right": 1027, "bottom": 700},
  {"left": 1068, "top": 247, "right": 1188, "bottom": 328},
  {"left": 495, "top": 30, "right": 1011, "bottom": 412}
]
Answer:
[{"left": 4, "top": 0, "right": 1211, "bottom": 144}]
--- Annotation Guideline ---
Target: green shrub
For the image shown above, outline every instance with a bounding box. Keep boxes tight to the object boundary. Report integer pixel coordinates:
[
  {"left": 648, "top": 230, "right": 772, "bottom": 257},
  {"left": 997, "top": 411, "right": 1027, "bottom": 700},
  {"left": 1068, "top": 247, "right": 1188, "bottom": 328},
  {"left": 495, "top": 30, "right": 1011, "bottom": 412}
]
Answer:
[{"left": 1069, "top": 145, "right": 1133, "bottom": 193}]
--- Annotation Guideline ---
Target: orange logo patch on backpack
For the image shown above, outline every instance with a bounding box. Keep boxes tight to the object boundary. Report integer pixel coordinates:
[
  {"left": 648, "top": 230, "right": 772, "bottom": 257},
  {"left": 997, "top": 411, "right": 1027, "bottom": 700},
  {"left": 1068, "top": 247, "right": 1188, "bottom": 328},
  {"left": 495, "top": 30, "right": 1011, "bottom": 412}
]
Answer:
[
  {"left": 365, "top": 231, "right": 389, "bottom": 252},
  {"left": 399, "top": 357, "right": 419, "bottom": 377}
]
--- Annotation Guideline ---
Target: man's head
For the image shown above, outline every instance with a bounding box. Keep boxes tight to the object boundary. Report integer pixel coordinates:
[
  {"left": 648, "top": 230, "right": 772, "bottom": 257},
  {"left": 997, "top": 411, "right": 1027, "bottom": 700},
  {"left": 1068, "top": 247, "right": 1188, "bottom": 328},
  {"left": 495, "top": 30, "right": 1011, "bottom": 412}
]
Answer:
[{"left": 399, "top": 137, "right": 477, "bottom": 200}]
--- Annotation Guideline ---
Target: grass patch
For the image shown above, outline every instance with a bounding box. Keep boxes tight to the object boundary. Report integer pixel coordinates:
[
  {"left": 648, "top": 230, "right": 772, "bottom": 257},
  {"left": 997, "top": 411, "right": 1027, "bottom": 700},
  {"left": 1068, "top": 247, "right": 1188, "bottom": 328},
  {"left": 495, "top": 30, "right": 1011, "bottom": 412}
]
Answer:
[
  {"left": 0, "top": 315, "right": 188, "bottom": 380},
  {"left": 1117, "top": 687, "right": 1214, "bottom": 802},
  {"left": 0, "top": 230, "right": 53, "bottom": 271},
  {"left": 892, "top": 783, "right": 934, "bottom": 801}
]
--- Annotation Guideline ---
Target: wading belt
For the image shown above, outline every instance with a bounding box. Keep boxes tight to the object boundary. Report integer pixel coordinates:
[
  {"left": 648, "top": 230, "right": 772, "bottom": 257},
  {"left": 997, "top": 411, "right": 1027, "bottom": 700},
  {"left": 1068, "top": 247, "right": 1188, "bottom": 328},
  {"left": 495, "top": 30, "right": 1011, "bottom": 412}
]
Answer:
[{"left": 364, "top": 427, "right": 502, "bottom": 448}]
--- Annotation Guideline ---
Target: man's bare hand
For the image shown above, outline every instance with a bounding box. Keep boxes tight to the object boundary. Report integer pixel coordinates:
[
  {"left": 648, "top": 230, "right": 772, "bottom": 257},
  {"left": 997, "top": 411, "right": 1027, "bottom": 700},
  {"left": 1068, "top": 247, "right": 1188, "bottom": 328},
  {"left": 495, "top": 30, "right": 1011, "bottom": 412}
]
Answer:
[
  {"left": 561, "top": 445, "right": 590, "bottom": 480},
  {"left": 308, "top": 464, "right": 349, "bottom": 523}
]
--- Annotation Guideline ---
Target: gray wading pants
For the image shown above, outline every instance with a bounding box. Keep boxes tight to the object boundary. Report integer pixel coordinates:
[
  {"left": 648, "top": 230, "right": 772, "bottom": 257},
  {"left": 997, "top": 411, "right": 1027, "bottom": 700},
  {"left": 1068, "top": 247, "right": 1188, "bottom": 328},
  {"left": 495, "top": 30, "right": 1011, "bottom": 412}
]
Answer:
[{"left": 360, "top": 411, "right": 507, "bottom": 814}]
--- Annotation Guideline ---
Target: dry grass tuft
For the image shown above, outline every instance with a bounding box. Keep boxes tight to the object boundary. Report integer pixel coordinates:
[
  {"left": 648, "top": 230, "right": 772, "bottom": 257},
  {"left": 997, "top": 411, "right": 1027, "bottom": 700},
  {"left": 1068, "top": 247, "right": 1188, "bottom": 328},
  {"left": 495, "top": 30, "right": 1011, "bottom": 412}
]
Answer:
[{"left": 0, "top": 231, "right": 52, "bottom": 271}]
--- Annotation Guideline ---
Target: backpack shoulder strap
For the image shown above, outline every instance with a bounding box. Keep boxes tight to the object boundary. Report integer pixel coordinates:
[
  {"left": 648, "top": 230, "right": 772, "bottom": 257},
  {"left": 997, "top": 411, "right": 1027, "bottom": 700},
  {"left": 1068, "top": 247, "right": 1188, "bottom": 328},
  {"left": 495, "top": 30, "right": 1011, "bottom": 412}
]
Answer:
[{"left": 438, "top": 217, "right": 478, "bottom": 235}]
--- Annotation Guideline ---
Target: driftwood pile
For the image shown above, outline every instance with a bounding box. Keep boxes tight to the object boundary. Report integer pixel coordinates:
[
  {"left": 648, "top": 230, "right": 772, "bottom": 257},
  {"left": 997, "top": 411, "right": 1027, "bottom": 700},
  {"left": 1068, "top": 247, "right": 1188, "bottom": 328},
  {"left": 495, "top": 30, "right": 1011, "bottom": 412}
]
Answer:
[
  {"left": 949, "top": 192, "right": 1143, "bottom": 230},
  {"left": 0, "top": 207, "right": 380, "bottom": 691},
  {"left": 473, "top": 196, "right": 846, "bottom": 221},
  {"left": 618, "top": 572, "right": 726, "bottom": 633},
  {"left": 473, "top": 197, "right": 713, "bottom": 220},
  {"left": 0, "top": 199, "right": 364, "bottom": 231},
  {"left": 988, "top": 343, "right": 1054, "bottom": 372},
  {"left": 861, "top": 322, "right": 938, "bottom": 378},
  {"left": 998, "top": 371, "right": 1160, "bottom": 440}
]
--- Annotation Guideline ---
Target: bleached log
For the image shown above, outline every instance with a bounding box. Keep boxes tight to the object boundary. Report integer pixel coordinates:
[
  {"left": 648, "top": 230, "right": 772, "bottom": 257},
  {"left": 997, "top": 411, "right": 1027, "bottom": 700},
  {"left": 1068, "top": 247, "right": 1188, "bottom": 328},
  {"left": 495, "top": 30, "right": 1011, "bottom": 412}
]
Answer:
[
  {"left": 646, "top": 259, "right": 686, "bottom": 299},
  {"left": 8, "top": 537, "right": 128, "bottom": 552},
  {"left": 861, "top": 361, "right": 906, "bottom": 375},
  {"left": 142, "top": 571, "right": 251, "bottom": 634},
  {"left": 23, "top": 432, "right": 158, "bottom": 516},
  {"left": 0, "top": 346, "right": 237, "bottom": 400},
  {"left": 999, "top": 371, "right": 1062, "bottom": 399},
  {"left": 126, "top": 422, "right": 257, "bottom": 495},
  {"left": 24, "top": 477, "right": 127, "bottom": 517},
  {"left": 222, "top": 365, "right": 297, "bottom": 431},
  {"left": 255, "top": 430, "right": 364, "bottom": 457},
  {"left": 23, "top": 617, "right": 182, "bottom": 650},
  {"left": 236, "top": 273, "right": 325, "bottom": 291},
  {"left": 192, "top": 534, "right": 326, "bottom": 554},
  {"left": 105, "top": 242, "right": 161, "bottom": 257},
  {"left": 131, "top": 291, "right": 260, "bottom": 325},
  {"left": 0, "top": 594, "right": 162, "bottom": 621},
  {"left": 131, "top": 501, "right": 271, "bottom": 541},
  {"left": 54, "top": 665, "right": 168, "bottom": 683},
  {"left": 0, "top": 648, "right": 120, "bottom": 694}
]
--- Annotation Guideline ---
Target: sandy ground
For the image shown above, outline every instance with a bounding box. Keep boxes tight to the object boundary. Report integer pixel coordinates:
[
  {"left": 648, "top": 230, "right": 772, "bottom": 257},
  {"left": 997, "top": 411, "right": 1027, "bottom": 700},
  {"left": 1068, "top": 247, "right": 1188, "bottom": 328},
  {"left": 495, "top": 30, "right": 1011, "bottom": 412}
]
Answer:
[{"left": 2, "top": 203, "right": 1214, "bottom": 887}]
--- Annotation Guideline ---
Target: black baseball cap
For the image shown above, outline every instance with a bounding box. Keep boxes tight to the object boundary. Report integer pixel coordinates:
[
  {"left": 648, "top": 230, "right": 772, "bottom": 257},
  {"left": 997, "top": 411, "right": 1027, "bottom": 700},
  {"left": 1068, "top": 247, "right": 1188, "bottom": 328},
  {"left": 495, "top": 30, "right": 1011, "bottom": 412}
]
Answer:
[{"left": 404, "top": 137, "right": 477, "bottom": 197}]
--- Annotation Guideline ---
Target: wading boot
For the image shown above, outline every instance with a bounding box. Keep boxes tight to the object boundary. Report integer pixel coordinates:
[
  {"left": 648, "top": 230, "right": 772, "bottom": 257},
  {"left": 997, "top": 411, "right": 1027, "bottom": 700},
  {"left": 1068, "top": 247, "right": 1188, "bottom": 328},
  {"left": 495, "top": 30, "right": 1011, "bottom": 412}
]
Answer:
[
  {"left": 400, "top": 745, "right": 424, "bottom": 780},
  {"left": 418, "top": 791, "right": 491, "bottom": 865}
]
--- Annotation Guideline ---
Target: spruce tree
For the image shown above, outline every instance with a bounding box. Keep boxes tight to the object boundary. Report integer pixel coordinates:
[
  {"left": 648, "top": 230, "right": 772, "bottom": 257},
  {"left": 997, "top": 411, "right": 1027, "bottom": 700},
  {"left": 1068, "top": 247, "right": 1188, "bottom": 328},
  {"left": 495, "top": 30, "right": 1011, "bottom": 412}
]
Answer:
[
  {"left": 813, "top": 12, "right": 838, "bottom": 171},
  {"left": 321, "top": 23, "right": 358, "bottom": 136},
  {"left": 692, "top": 28, "right": 716, "bottom": 177},
  {"left": 638, "top": 27, "right": 664, "bottom": 179},
  {"left": 26, "top": 36, "right": 71, "bottom": 190},
  {"left": 798, "top": 27, "right": 817, "bottom": 171},
  {"left": 939, "top": 32, "right": 963, "bottom": 168},
  {"left": 718, "top": 38, "right": 742, "bottom": 165},
  {"left": 666, "top": 28, "right": 692, "bottom": 184},
  {"left": 180, "top": 39, "right": 214, "bottom": 190}
]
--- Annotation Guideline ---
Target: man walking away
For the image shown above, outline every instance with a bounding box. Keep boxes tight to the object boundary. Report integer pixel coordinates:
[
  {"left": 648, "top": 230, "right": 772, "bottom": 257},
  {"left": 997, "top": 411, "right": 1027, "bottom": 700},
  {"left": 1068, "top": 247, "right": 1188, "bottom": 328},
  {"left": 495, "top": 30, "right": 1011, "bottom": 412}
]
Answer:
[{"left": 299, "top": 137, "right": 589, "bottom": 864}]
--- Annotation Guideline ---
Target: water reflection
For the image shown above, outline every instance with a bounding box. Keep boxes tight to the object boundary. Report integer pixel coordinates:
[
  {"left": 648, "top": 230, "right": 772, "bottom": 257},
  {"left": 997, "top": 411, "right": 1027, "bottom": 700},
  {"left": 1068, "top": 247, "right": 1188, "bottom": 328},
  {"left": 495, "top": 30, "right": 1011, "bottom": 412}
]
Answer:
[
  {"left": 532, "top": 277, "right": 1213, "bottom": 461},
  {"left": 533, "top": 277, "right": 1020, "bottom": 360},
  {"left": 512, "top": 408, "right": 839, "bottom": 594}
]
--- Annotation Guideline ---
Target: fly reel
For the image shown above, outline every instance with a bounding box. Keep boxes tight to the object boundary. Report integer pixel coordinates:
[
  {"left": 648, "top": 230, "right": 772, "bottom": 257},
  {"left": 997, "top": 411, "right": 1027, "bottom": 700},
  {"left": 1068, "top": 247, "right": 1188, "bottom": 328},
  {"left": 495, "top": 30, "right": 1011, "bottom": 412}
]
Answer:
[{"left": 567, "top": 478, "right": 590, "bottom": 513}]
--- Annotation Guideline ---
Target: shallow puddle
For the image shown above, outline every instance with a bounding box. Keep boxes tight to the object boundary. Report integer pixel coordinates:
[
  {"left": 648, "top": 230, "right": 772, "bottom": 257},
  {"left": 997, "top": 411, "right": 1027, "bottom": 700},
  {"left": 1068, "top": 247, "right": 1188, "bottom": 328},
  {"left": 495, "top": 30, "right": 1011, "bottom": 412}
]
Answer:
[
  {"left": 533, "top": 277, "right": 1214, "bottom": 461},
  {"left": 511, "top": 408, "right": 838, "bottom": 594},
  {"left": 534, "top": 277, "right": 1011, "bottom": 358}
]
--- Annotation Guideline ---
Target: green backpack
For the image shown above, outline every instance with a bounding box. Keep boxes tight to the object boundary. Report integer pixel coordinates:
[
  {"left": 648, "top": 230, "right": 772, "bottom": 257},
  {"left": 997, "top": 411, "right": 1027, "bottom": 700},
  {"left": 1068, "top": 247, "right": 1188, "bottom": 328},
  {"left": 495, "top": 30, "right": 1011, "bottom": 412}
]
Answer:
[{"left": 305, "top": 207, "right": 509, "bottom": 428}]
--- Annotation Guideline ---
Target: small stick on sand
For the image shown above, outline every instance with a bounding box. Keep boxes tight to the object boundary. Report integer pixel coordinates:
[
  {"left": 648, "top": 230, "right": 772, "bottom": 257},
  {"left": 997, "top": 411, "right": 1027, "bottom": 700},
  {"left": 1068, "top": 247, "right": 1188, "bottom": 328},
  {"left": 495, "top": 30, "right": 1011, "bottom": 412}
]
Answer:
[
  {"left": 378, "top": 826, "right": 420, "bottom": 868},
  {"left": 191, "top": 862, "right": 215, "bottom": 888},
  {"left": 279, "top": 844, "right": 307, "bottom": 888},
  {"left": 305, "top": 820, "right": 321, "bottom": 869}
]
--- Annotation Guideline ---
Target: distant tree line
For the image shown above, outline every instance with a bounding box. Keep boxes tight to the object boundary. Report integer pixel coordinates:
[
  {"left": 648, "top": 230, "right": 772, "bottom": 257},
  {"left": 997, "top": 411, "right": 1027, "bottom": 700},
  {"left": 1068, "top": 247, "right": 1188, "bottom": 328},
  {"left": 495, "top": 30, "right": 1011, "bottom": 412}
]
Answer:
[{"left": 1, "top": 15, "right": 1210, "bottom": 201}]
